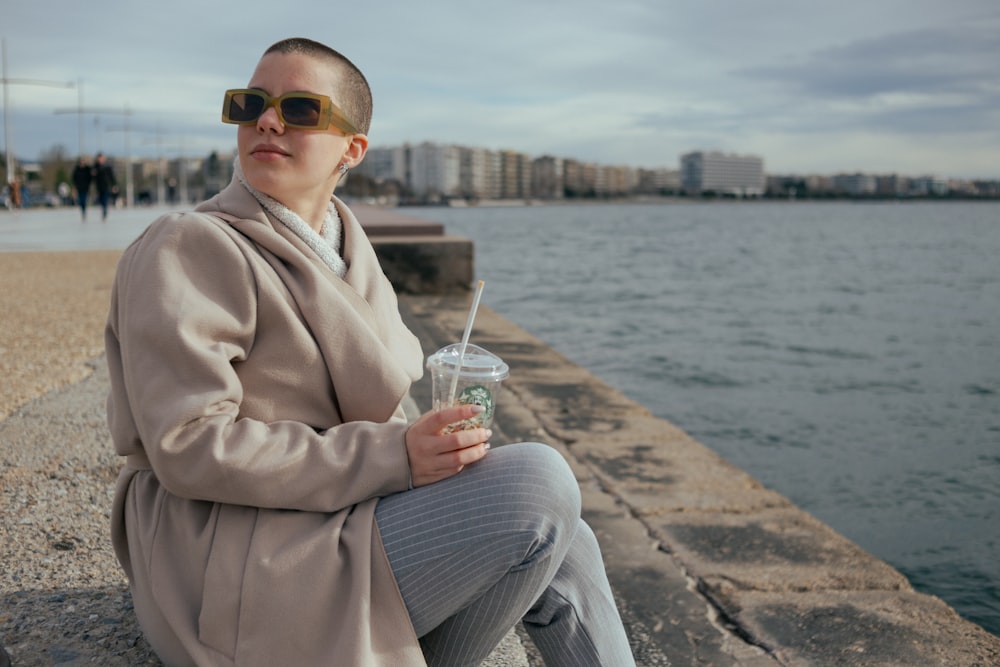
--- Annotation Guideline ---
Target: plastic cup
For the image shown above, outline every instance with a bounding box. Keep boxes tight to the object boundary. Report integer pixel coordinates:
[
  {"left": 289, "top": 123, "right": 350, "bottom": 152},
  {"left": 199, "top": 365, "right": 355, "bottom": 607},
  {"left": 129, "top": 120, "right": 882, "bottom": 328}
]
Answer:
[{"left": 426, "top": 343, "right": 509, "bottom": 433}]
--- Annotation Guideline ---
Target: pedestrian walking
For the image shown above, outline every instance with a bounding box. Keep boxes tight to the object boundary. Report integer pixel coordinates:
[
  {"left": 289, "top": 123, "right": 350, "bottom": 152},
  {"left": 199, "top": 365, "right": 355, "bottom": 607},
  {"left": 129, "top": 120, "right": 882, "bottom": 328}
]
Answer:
[
  {"left": 93, "top": 153, "right": 118, "bottom": 220},
  {"left": 72, "top": 157, "right": 93, "bottom": 221}
]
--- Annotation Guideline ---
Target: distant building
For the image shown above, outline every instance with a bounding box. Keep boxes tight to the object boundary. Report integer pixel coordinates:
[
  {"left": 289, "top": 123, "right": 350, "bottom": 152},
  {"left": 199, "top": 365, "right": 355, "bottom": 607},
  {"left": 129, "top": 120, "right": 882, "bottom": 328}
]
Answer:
[
  {"left": 562, "top": 159, "right": 585, "bottom": 197},
  {"left": 596, "top": 165, "right": 638, "bottom": 197},
  {"left": 804, "top": 174, "right": 834, "bottom": 195},
  {"left": 876, "top": 174, "right": 907, "bottom": 197},
  {"left": 499, "top": 150, "right": 531, "bottom": 200},
  {"left": 459, "top": 146, "right": 501, "bottom": 200},
  {"left": 908, "top": 175, "right": 948, "bottom": 197},
  {"left": 562, "top": 158, "right": 599, "bottom": 198},
  {"left": 636, "top": 168, "right": 680, "bottom": 194},
  {"left": 971, "top": 180, "right": 1000, "bottom": 197},
  {"left": 358, "top": 145, "right": 408, "bottom": 186},
  {"left": 531, "top": 155, "right": 564, "bottom": 200},
  {"left": 680, "top": 151, "right": 765, "bottom": 196},
  {"left": 832, "top": 172, "right": 877, "bottom": 196},
  {"left": 355, "top": 140, "right": 996, "bottom": 203},
  {"left": 409, "top": 142, "right": 461, "bottom": 200}
]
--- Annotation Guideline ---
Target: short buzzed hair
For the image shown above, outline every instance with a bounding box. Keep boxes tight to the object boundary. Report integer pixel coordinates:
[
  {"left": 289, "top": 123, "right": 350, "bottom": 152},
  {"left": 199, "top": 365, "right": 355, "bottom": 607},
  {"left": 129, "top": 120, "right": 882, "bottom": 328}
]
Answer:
[{"left": 264, "top": 37, "right": 373, "bottom": 134}]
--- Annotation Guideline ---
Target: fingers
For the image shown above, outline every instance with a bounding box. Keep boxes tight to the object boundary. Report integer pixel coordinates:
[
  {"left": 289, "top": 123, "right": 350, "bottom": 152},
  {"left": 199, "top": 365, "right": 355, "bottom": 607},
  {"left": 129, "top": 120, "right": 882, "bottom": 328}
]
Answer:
[
  {"left": 405, "top": 407, "right": 494, "bottom": 487},
  {"left": 453, "top": 439, "right": 491, "bottom": 464},
  {"left": 422, "top": 403, "right": 486, "bottom": 434},
  {"left": 426, "top": 440, "right": 488, "bottom": 474},
  {"left": 407, "top": 441, "right": 490, "bottom": 488},
  {"left": 411, "top": 422, "right": 492, "bottom": 459},
  {"left": 446, "top": 424, "right": 493, "bottom": 450}
]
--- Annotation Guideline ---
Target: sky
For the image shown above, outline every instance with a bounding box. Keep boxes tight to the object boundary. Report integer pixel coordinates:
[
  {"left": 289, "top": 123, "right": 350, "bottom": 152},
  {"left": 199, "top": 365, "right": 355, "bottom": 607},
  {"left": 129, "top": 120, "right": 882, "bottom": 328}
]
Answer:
[{"left": 2, "top": 0, "right": 998, "bottom": 179}]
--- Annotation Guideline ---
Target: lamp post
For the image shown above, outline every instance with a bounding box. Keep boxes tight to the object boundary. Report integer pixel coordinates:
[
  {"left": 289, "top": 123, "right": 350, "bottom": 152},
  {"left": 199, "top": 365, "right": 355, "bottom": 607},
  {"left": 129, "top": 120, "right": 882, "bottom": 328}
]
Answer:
[
  {"left": 98, "top": 108, "right": 138, "bottom": 207},
  {"left": 1, "top": 37, "right": 75, "bottom": 185},
  {"left": 56, "top": 101, "right": 135, "bottom": 206},
  {"left": 155, "top": 137, "right": 191, "bottom": 205},
  {"left": 54, "top": 99, "right": 135, "bottom": 162}
]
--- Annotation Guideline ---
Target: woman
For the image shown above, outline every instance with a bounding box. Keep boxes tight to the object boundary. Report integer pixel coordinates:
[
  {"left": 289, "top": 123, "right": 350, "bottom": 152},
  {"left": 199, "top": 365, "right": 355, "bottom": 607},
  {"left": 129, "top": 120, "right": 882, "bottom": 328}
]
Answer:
[{"left": 106, "top": 37, "right": 634, "bottom": 666}]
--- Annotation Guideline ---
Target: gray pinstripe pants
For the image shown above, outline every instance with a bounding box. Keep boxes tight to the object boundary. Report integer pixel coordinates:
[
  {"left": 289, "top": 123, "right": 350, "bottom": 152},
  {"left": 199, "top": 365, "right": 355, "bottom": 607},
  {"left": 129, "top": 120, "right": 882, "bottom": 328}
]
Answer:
[{"left": 375, "top": 442, "right": 635, "bottom": 666}]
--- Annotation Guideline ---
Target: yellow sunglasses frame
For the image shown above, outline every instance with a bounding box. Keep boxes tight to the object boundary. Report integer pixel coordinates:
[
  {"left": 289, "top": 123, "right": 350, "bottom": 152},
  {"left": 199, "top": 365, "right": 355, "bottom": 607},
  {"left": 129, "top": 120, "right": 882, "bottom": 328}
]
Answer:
[{"left": 221, "top": 89, "right": 359, "bottom": 134}]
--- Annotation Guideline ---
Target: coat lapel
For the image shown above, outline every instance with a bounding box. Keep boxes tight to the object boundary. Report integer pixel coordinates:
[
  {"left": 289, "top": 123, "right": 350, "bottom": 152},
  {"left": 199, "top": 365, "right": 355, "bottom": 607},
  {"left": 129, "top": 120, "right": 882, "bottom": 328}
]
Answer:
[{"left": 197, "top": 183, "right": 422, "bottom": 424}]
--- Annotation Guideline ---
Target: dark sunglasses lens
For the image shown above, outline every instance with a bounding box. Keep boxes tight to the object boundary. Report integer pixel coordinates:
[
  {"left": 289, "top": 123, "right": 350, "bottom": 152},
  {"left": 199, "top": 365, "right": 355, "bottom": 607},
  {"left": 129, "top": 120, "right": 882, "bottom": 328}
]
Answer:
[
  {"left": 280, "top": 96, "right": 322, "bottom": 127},
  {"left": 228, "top": 92, "right": 266, "bottom": 122}
]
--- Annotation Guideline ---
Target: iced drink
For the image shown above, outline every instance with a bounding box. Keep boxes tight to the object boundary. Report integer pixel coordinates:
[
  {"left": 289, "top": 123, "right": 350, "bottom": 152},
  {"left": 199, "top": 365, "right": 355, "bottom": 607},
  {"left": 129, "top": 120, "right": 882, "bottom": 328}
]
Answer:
[{"left": 426, "top": 343, "right": 509, "bottom": 434}]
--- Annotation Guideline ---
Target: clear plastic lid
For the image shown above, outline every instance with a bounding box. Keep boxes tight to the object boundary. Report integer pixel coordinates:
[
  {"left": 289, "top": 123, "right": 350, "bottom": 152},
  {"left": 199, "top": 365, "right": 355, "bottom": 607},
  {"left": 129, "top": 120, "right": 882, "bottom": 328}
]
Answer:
[{"left": 426, "top": 343, "right": 509, "bottom": 381}]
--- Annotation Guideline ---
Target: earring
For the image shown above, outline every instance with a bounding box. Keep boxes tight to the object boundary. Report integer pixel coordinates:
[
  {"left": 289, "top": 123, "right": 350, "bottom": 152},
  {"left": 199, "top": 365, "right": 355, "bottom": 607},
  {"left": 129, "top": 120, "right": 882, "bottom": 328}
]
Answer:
[{"left": 339, "top": 162, "right": 350, "bottom": 175}]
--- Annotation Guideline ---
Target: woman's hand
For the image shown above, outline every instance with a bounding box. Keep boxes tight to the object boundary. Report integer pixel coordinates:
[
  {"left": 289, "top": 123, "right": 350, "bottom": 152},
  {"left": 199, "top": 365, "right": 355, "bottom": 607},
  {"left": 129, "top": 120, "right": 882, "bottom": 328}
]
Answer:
[{"left": 405, "top": 404, "right": 492, "bottom": 487}]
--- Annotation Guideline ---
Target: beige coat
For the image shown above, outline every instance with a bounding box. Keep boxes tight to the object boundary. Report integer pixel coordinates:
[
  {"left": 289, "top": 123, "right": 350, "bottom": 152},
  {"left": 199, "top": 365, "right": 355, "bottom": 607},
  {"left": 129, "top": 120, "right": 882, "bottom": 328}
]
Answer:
[{"left": 106, "top": 180, "right": 427, "bottom": 666}]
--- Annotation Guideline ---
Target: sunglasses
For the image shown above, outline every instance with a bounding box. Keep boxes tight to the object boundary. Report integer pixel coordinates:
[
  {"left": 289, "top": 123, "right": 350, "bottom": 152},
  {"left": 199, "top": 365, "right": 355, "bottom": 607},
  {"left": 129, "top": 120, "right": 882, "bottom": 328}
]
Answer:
[{"left": 221, "top": 89, "right": 359, "bottom": 134}]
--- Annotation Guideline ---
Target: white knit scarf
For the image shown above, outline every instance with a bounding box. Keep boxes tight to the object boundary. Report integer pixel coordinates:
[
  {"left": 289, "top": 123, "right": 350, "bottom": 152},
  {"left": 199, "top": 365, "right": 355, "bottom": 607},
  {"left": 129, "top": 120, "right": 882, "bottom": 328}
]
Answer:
[{"left": 234, "top": 158, "right": 348, "bottom": 278}]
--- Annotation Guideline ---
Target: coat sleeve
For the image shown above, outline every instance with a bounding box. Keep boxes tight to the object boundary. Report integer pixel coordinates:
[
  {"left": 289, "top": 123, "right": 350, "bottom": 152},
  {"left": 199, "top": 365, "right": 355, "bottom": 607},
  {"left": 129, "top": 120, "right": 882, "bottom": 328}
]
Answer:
[{"left": 108, "top": 214, "right": 412, "bottom": 512}]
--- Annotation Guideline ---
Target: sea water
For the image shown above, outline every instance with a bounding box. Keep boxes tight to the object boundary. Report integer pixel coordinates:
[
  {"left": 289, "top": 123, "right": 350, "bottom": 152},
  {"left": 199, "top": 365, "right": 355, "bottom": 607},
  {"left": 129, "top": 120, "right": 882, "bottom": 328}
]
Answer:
[{"left": 422, "top": 200, "right": 1000, "bottom": 636}]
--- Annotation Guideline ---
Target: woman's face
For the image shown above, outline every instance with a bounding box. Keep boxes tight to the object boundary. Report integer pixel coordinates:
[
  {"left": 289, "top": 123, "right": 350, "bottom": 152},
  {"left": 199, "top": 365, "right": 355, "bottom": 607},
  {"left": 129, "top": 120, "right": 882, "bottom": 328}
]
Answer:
[{"left": 237, "top": 51, "right": 362, "bottom": 216}]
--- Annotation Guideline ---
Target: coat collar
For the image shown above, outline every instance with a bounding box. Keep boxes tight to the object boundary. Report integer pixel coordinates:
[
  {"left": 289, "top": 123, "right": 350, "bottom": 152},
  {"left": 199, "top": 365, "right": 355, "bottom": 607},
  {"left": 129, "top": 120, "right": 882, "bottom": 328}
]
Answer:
[{"left": 196, "top": 179, "right": 423, "bottom": 423}]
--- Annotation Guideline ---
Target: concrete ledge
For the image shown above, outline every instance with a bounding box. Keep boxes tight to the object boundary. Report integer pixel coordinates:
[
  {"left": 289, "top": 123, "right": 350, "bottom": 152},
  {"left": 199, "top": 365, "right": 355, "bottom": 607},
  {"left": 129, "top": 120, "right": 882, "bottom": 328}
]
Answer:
[
  {"left": 353, "top": 203, "right": 446, "bottom": 237},
  {"left": 354, "top": 205, "right": 473, "bottom": 295},
  {"left": 371, "top": 235, "right": 474, "bottom": 295}
]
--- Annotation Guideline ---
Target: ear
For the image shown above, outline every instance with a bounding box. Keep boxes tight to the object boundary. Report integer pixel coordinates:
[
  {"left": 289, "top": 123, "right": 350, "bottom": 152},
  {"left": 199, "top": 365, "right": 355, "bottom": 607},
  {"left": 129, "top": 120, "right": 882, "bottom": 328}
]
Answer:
[{"left": 343, "top": 133, "right": 369, "bottom": 168}]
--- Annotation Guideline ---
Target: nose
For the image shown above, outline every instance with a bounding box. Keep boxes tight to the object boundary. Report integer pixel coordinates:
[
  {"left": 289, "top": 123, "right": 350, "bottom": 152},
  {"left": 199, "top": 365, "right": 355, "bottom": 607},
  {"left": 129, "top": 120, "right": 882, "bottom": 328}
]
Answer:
[{"left": 256, "top": 104, "right": 285, "bottom": 133}]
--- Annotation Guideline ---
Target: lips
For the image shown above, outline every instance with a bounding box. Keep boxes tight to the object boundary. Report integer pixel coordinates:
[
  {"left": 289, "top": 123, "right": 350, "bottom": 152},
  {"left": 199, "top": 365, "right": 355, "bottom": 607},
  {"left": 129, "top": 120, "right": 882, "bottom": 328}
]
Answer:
[{"left": 250, "top": 143, "right": 290, "bottom": 158}]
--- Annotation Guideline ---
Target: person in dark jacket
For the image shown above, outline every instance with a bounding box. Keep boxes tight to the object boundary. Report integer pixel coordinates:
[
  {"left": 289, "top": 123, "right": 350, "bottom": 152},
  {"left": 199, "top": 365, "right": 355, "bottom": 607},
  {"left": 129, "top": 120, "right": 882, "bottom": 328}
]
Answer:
[
  {"left": 71, "top": 157, "right": 93, "bottom": 221},
  {"left": 93, "top": 153, "right": 118, "bottom": 220}
]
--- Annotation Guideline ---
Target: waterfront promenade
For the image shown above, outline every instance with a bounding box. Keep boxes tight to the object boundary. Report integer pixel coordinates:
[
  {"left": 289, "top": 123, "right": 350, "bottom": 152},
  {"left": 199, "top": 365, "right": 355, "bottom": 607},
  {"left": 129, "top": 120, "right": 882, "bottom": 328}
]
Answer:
[{"left": 1, "top": 206, "right": 998, "bottom": 665}]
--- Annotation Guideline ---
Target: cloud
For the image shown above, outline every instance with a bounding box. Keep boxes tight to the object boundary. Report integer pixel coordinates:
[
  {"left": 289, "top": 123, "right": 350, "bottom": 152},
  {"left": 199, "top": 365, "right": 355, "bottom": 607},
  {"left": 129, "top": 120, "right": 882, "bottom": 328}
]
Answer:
[
  {"left": 3, "top": 0, "right": 999, "bottom": 177},
  {"left": 744, "top": 28, "right": 994, "bottom": 97},
  {"left": 733, "top": 21, "right": 1000, "bottom": 134}
]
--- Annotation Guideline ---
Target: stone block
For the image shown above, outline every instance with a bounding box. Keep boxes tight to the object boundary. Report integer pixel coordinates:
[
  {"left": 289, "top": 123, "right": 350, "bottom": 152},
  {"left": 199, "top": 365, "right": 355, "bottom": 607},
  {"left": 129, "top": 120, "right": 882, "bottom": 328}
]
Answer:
[{"left": 372, "top": 235, "right": 473, "bottom": 295}]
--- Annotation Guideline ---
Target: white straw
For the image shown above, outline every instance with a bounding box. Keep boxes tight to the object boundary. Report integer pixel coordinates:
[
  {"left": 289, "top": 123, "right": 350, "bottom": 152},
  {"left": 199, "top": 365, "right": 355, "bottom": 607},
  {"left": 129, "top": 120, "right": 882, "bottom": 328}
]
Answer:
[{"left": 449, "top": 279, "right": 486, "bottom": 404}]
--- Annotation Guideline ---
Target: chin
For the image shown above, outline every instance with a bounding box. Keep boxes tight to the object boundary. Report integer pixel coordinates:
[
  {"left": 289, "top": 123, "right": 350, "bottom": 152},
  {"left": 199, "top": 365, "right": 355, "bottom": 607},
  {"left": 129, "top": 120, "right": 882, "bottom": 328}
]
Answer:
[{"left": 241, "top": 161, "right": 282, "bottom": 197}]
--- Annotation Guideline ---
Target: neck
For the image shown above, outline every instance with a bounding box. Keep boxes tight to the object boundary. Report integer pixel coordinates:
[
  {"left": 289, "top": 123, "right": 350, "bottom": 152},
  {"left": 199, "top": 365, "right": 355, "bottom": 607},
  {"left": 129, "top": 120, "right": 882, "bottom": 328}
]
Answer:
[
  {"left": 297, "top": 199, "right": 330, "bottom": 234},
  {"left": 233, "top": 161, "right": 348, "bottom": 278}
]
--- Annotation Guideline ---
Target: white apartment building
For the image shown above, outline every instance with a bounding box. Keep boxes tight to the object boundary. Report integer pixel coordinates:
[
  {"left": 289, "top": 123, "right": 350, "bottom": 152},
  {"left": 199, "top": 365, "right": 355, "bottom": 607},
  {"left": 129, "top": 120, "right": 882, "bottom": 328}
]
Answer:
[
  {"left": 366, "top": 143, "right": 506, "bottom": 199},
  {"left": 356, "top": 145, "right": 408, "bottom": 186},
  {"left": 681, "top": 151, "right": 765, "bottom": 196},
  {"left": 360, "top": 143, "right": 460, "bottom": 198},
  {"left": 408, "top": 142, "right": 462, "bottom": 199}
]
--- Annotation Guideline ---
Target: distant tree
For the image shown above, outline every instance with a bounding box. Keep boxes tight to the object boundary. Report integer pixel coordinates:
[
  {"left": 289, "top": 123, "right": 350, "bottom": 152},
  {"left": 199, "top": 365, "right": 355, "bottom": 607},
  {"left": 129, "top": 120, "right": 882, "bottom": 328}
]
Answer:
[
  {"left": 207, "top": 151, "right": 221, "bottom": 178},
  {"left": 204, "top": 151, "right": 225, "bottom": 198},
  {"left": 39, "top": 144, "right": 73, "bottom": 193},
  {"left": 338, "top": 172, "right": 378, "bottom": 199}
]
